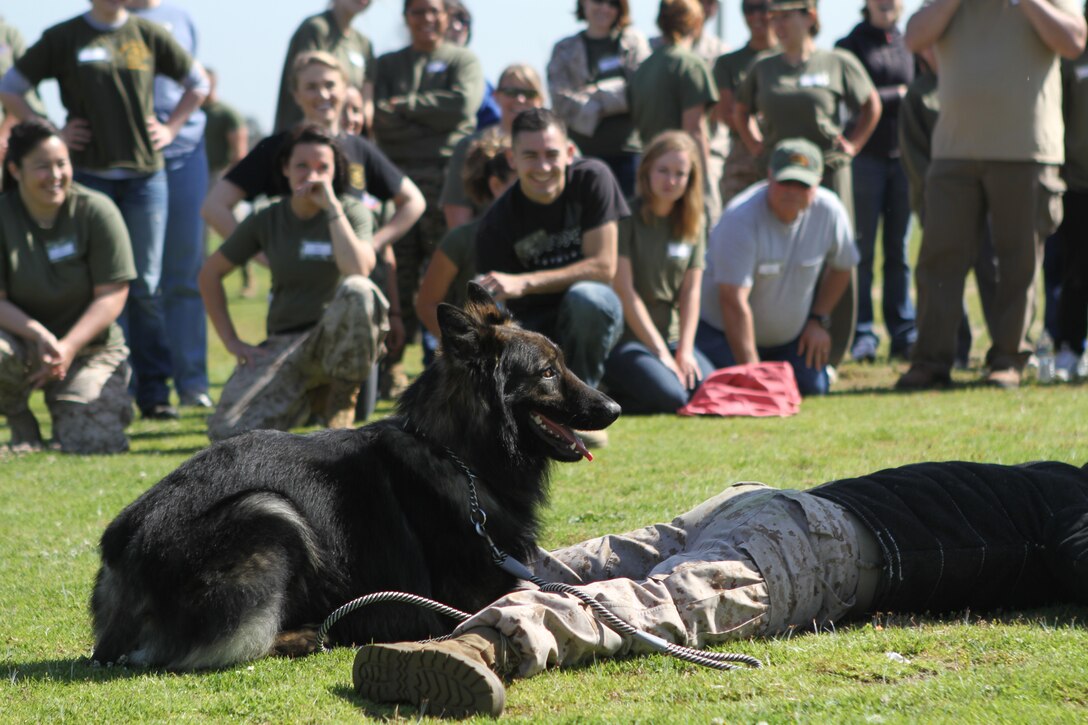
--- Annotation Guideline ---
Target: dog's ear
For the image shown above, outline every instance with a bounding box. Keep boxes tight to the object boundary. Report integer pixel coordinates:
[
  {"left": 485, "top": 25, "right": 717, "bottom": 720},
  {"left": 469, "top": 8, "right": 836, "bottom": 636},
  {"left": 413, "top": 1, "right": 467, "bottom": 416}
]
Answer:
[
  {"left": 463, "top": 281, "right": 510, "bottom": 328},
  {"left": 437, "top": 302, "right": 482, "bottom": 360}
]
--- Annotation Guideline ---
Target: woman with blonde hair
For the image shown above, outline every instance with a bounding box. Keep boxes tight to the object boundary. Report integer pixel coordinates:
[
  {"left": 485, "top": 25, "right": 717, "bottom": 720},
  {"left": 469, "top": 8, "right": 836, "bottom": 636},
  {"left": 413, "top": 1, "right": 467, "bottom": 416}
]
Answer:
[
  {"left": 602, "top": 131, "right": 713, "bottom": 413},
  {"left": 547, "top": 0, "right": 650, "bottom": 196},
  {"left": 440, "top": 63, "right": 545, "bottom": 229}
]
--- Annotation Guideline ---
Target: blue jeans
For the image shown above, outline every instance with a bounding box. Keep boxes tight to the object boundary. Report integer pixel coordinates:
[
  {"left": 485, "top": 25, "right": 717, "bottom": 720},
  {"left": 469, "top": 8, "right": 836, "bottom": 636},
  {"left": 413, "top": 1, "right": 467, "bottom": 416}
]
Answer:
[
  {"left": 513, "top": 282, "right": 623, "bottom": 389},
  {"left": 76, "top": 170, "right": 171, "bottom": 409},
  {"left": 602, "top": 339, "right": 715, "bottom": 414},
  {"left": 695, "top": 320, "right": 829, "bottom": 396},
  {"left": 851, "top": 154, "right": 916, "bottom": 353},
  {"left": 162, "top": 141, "right": 210, "bottom": 398}
]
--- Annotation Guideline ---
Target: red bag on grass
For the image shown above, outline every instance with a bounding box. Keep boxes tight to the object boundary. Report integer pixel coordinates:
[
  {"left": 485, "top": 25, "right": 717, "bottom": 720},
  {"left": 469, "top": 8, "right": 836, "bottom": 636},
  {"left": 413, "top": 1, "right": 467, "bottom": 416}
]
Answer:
[{"left": 678, "top": 361, "right": 801, "bottom": 418}]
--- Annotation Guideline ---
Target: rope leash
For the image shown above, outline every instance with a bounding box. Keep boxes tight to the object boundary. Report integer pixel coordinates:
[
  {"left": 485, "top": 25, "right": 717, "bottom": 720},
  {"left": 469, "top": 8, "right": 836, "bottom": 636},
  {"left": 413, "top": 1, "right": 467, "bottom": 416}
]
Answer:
[{"left": 318, "top": 423, "right": 762, "bottom": 671}]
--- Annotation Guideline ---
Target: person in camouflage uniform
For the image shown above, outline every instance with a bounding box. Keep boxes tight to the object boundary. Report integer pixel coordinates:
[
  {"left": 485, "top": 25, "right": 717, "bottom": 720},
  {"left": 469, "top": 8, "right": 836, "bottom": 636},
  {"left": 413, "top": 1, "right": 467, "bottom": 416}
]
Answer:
[
  {"left": 199, "top": 125, "right": 387, "bottom": 441},
  {"left": 0, "top": 120, "right": 136, "bottom": 454}
]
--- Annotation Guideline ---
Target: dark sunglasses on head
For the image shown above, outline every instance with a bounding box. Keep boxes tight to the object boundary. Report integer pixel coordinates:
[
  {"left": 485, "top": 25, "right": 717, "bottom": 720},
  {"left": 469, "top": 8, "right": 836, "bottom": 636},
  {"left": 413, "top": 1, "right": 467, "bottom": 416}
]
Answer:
[
  {"left": 743, "top": 3, "right": 769, "bottom": 13},
  {"left": 497, "top": 86, "right": 540, "bottom": 99}
]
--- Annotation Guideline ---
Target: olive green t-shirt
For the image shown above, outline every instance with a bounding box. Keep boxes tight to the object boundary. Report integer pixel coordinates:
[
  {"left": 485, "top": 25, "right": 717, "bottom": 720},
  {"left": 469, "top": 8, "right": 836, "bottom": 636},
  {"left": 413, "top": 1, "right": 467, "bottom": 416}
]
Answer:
[
  {"left": 737, "top": 48, "right": 874, "bottom": 172},
  {"left": 218, "top": 196, "right": 373, "bottom": 336},
  {"left": 272, "top": 10, "right": 376, "bottom": 134},
  {"left": 1062, "top": 49, "right": 1088, "bottom": 190},
  {"left": 16, "top": 14, "right": 193, "bottom": 174},
  {"left": 630, "top": 44, "right": 718, "bottom": 147},
  {"left": 202, "top": 97, "right": 246, "bottom": 174},
  {"left": 373, "top": 42, "right": 484, "bottom": 164},
  {"left": 0, "top": 184, "right": 135, "bottom": 347},
  {"left": 438, "top": 126, "right": 487, "bottom": 215},
  {"left": 618, "top": 198, "right": 706, "bottom": 344},
  {"left": 436, "top": 219, "right": 480, "bottom": 310},
  {"left": 575, "top": 33, "right": 641, "bottom": 156},
  {"left": 713, "top": 43, "right": 762, "bottom": 142}
]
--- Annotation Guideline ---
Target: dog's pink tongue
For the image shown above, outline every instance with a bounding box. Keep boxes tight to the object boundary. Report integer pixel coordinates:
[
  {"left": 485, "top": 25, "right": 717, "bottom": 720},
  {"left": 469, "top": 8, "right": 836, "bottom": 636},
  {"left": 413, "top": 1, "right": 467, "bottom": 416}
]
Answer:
[{"left": 538, "top": 414, "right": 593, "bottom": 461}]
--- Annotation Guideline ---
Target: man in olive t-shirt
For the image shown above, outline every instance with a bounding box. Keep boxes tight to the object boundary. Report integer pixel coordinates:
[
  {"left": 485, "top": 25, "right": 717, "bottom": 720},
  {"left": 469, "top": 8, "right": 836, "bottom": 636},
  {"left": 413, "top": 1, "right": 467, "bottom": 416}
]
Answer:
[{"left": 898, "top": 0, "right": 1087, "bottom": 391}]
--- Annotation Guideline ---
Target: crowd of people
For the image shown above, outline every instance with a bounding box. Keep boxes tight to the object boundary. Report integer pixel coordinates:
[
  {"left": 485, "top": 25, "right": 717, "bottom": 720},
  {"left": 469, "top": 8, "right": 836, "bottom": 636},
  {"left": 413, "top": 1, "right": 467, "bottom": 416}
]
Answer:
[{"left": 0, "top": 0, "right": 1086, "bottom": 453}]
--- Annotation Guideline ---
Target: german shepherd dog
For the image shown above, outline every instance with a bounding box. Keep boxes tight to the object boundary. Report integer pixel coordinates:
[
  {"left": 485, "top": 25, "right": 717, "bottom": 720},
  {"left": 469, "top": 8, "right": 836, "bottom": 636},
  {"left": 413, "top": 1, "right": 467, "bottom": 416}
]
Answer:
[{"left": 90, "top": 284, "right": 620, "bottom": 670}]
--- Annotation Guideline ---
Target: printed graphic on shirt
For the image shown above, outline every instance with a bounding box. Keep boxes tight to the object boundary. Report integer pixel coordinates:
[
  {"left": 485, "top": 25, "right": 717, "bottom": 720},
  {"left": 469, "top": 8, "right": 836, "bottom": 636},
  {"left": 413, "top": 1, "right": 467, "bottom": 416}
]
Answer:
[
  {"left": 349, "top": 163, "right": 366, "bottom": 192},
  {"left": 117, "top": 39, "right": 152, "bottom": 71},
  {"left": 513, "top": 227, "right": 584, "bottom": 270}
]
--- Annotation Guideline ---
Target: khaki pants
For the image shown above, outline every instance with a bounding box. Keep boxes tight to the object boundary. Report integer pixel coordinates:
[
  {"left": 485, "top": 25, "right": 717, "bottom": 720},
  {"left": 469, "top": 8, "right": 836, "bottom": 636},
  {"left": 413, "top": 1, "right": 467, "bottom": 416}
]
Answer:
[
  {"left": 455, "top": 484, "right": 873, "bottom": 678},
  {"left": 719, "top": 140, "right": 762, "bottom": 210},
  {"left": 913, "top": 160, "right": 1064, "bottom": 372},
  {"left": 208, "top": 276, "right": 388, "bottom": 441},
  {"left": 0, "top": 331, "right": 133, "bottom": 453}
]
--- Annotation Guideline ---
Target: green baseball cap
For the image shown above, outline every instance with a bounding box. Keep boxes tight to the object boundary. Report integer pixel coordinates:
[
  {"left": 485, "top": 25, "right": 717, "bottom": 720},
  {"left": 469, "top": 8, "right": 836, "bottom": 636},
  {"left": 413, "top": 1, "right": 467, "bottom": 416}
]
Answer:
[
  {"left": 769, "top": 138, "right": 823, "bottom": 187},
  {"left": 768, "top": 0, "right": 816, "bottom": 11}
]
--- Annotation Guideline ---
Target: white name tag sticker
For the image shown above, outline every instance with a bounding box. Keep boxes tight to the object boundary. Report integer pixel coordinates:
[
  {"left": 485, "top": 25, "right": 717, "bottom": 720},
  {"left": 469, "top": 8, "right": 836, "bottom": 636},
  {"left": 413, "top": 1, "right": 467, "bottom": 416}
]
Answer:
[
  {"left": 757, "top": 262, "right": 782, "bottom": 276},
  {"left": 77, "top": 46, "right": 111, "bottom": 64},
  {"left": 1076, "top": 64, "right": 1088, "bottom": 81},
  {"left": 598, "top": 55, "right": 623, "bottom": 74},
  {"left": 299, "top": 240, "right": 333, "bottom": 261},
  {"left": 798, "top": 72, "right": 830, "bottom": 88},
  {"left": 46, "top": 239, "right": 78, "bottom": 263},
  {"left": 348, "top": 52, "right": 365, "bottom": 68},
  {"left": 667, "top": 242, "right": 692, "bottom": 260},
  {"left": 425, "top": 60, "right": 448, "bottom": 74}
]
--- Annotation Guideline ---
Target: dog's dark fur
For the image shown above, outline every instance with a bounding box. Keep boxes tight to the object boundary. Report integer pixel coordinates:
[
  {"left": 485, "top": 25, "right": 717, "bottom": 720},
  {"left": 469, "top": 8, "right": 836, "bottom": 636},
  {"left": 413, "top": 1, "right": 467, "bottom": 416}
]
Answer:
[{"left": 90, "top": 284, "right": 620, "bottom": 670}]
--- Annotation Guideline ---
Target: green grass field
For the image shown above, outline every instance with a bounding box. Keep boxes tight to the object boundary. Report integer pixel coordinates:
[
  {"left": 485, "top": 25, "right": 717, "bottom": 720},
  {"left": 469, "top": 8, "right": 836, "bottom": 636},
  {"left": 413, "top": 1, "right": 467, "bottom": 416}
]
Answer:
[{"left": 3, "top": 261, "right": 1087, "bottom": 723}]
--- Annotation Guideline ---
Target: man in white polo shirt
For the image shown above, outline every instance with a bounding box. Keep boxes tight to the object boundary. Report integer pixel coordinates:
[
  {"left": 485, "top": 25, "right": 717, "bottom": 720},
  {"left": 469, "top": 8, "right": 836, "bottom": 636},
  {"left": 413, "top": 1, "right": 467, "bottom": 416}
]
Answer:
[{"left": 695, "top": 137, "right": 859, "bottom": 395}]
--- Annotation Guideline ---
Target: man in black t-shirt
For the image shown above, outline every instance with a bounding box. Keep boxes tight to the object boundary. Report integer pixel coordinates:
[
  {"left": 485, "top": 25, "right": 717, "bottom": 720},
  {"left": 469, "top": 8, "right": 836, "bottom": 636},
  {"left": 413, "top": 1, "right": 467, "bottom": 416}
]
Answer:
[{"left": 475, "top": 109, "right": 628, "bottom": 424}]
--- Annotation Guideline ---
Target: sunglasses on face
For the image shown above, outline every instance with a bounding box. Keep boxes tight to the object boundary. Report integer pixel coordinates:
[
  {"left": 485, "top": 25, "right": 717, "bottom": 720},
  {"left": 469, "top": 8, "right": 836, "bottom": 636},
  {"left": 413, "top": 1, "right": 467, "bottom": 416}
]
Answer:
[
  {"left": 588, "top": 0, "right": 622, "bottom": 8},
  {"left": 497, "top": 86, "right": 540, "bottom": 99},
  {"left": 743, "top": 3, "right": 769, "bottom": 13}
]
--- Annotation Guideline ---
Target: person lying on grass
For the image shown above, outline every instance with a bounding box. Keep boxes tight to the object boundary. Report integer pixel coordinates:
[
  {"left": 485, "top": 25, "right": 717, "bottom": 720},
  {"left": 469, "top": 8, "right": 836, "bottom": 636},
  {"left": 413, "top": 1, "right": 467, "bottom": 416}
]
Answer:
[{"left": 354, "top": 459, "right": 1088, "bottom": 718}]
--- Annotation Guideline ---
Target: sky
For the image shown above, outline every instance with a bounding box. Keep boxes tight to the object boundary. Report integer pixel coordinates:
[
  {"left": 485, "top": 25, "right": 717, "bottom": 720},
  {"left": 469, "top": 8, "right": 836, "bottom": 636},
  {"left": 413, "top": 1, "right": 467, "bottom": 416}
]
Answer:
[{"left": 4, "top": 1, "right": 926, "bottom": 136}]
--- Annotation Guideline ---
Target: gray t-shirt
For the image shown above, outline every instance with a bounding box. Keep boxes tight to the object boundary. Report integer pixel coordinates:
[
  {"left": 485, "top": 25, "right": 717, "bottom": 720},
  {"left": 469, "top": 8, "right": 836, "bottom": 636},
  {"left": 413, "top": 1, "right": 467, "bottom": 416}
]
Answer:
[{"left": 700, "top": 182, "right": 858, "bottom": 347}]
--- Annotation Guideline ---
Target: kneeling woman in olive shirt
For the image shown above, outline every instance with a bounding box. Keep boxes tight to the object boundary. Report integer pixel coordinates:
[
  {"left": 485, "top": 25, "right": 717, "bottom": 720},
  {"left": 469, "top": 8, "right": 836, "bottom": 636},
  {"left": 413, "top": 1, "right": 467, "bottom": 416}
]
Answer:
[
  {"left": 0, "top": 119, "right": 136, "bottom": 453},
  {"left": 199, "top": 125, "right": 388, "bottom": 441}
]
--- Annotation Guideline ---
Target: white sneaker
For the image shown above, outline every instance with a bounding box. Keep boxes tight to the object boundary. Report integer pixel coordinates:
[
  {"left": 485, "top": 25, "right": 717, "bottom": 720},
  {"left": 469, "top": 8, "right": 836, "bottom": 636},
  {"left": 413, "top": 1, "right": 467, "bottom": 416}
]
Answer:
[{"left": 1055, "top": 345, "right": 1079, "bottom": 382}]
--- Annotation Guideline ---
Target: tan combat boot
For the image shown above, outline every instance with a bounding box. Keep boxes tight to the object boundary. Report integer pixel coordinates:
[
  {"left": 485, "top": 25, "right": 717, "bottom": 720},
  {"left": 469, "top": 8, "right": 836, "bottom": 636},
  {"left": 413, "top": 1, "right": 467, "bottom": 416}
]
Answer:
[{"left": 352, "top": 629, "right": 508, "bottom": 718}]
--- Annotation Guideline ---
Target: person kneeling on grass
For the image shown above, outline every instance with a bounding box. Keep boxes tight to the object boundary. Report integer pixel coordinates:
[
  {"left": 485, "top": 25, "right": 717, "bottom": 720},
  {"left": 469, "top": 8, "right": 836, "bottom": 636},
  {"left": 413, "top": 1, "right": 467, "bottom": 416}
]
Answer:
[
  {"left": 0, "top": 119, "right": 135, "bottom": 454},
  {"left": 354, "top": 459, "right": 1088, "bottom": 717},
  {"left": 198, "top": 124, "right": 388, "bottom": 442}
]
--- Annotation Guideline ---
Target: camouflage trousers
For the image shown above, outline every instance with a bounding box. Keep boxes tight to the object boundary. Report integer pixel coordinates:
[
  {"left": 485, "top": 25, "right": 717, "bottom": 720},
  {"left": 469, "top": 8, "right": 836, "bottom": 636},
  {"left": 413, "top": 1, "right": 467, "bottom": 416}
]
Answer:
[
  {"left": 454, "top": 483, "right": 877, "bottom": 678},
  {"left": 0, "top": 331, "right": 133, "bottom": 453},
  {"left": 391, "top": 161, "right": 448, "bottom": 358},
  {"left": 207, "top": 275, "right": 389, "bottom": 441}
]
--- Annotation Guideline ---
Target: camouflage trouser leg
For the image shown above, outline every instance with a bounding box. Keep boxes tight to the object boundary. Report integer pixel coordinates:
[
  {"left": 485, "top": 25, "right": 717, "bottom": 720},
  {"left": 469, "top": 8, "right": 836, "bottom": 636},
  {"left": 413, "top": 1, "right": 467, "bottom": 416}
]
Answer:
[
  {"left": 47, "top": 342, "right": 134, "bottom": 454},
  {"left": 453, "top": 484, "right": 864, "bottom": 678},
  {"left": 0, "top": 331, "right": 132, "bottom": 453},
  {"left": 391, "top": 161, "right": 448, "bottom": 359},
  {"left": 0, "top": 330, "right": 34, "bottom": 417},
  {"left": 208, "top": 276, "right": 389, "bottom": 440}
]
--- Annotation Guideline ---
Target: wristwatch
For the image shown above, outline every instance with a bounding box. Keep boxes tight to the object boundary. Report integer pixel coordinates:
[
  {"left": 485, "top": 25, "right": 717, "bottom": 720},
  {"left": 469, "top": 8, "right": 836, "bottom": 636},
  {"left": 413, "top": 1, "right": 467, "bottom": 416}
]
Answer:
[{"left": 808, "top": 312, "right": 832, "bottom": 330}]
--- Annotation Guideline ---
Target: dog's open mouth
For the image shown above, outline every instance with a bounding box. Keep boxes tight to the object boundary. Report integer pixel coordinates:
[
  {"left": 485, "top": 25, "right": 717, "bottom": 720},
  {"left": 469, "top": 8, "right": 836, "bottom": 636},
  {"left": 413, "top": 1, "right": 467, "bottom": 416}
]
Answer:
[{"left": 529, "top": 411, "right": 593, "bottom": 461}]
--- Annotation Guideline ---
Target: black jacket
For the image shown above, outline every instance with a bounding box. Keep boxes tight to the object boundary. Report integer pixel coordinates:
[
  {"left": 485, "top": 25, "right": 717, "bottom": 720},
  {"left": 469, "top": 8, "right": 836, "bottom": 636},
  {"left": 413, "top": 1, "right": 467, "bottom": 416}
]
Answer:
[{"left": 836, "top": 21, "right": 914, "bottom": 159}]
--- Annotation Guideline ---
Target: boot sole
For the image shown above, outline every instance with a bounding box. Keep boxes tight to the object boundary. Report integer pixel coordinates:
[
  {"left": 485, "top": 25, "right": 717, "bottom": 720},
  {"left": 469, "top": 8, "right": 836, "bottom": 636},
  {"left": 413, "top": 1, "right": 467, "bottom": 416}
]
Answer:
[{"left": 353, "top": 643, "right": 505, "bottom": 718}]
